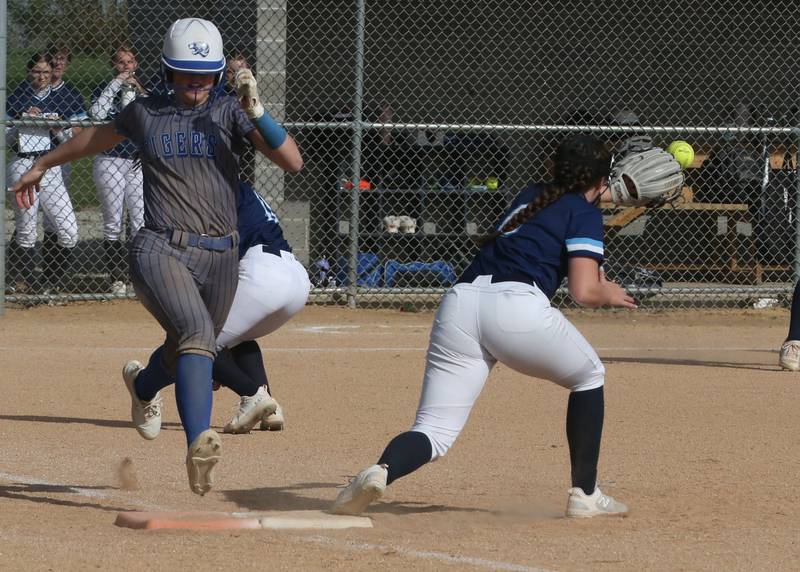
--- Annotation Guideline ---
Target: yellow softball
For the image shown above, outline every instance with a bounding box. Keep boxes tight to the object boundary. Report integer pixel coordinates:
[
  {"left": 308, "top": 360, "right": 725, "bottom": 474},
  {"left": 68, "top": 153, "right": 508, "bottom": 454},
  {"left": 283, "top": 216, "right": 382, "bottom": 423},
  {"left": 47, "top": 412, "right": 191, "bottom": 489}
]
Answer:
[{"left": 667, "top": 140, "right": 695, "bottom": 169}]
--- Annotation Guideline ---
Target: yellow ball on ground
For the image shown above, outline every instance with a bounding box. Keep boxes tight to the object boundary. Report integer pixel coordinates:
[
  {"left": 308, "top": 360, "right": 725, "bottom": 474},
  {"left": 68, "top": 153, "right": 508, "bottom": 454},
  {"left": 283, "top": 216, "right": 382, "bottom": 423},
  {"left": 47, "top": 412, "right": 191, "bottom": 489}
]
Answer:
[{"left": 667, "top": 140, "right": 695, "bottom": 169}]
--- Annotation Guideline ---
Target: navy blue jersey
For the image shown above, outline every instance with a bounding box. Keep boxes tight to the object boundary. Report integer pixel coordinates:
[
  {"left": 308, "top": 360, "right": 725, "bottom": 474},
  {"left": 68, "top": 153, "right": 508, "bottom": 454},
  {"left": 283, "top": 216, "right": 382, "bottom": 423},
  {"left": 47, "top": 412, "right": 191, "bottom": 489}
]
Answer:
[
  {"left": 237, "top": 181, "right": 291, "bottom": 259},
  {"left": 49, "top": 81, "right": 86, "bottom": 120},
  {"left": 7, "top": 82, "right": 63, "bottom": 119},
  {"left": 459, "top": 183, "right": 604, "bottom": 298},
  {"left": 90, "top": 80, "right": 138, "bottom": 159}
]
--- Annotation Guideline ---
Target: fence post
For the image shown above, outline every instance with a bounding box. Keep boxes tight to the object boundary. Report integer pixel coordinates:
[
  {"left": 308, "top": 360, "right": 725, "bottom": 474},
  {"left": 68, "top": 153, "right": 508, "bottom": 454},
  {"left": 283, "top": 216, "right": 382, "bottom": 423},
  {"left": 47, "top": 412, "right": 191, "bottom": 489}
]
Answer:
[
  {"left": 0, "top": 0, "right": 7, "bottom": 316},
  {"left": 794, "top": 128, "right": 800, "bottom": 284},
  {"left": 346, "top": 0, "right": 367, "bottom": 308}
]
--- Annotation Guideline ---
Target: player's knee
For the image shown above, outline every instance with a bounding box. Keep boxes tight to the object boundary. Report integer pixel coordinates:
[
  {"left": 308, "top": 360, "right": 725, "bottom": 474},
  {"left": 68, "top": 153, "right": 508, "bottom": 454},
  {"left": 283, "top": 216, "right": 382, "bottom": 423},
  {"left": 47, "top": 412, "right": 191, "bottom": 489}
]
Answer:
[
  {"left": 410, "top": 425, "right": 456, "bottom": 461},
  {"left": 572, "top": 364, "right": 605, "bottom": 392}
]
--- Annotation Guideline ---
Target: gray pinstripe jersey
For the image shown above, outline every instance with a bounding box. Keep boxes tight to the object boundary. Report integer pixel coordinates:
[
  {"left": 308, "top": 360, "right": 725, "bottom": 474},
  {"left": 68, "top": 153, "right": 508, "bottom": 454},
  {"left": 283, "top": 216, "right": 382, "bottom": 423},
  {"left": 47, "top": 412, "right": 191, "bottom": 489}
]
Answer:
[{"left": 115, "top": 93, "right": 254, "bottom": 236}]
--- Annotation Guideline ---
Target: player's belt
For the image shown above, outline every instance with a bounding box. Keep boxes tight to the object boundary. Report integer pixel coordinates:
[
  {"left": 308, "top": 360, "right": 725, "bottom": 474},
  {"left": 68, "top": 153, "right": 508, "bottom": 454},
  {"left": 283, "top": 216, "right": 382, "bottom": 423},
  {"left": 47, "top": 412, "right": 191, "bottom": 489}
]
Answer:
[
  {"left": 457, "top": 272, "right": 535, "bottom": 286},
  {"left": 148, "top": 227, "right": 239, "bottom": 252}
]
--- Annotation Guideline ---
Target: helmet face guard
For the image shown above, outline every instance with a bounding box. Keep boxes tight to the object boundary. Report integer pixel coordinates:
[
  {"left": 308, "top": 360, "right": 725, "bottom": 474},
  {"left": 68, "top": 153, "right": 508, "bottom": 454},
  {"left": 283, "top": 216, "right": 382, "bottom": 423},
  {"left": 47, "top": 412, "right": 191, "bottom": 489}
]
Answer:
[{"left": 161, "top": 18, "right": 225, "bottom": 98}]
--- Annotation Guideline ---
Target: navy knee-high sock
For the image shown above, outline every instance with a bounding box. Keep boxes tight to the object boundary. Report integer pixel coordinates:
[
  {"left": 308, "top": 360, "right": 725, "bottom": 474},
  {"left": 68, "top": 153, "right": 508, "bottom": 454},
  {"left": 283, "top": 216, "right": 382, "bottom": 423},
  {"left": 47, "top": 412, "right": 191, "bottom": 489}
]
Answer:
[
  {"left": 566, "top": 386, "right": 604, "bottom": 495},
  {"left": 134, "top": 346, "right": 174, "bottom": 401},
  {"left": 787, "top": 280, "right": 800, "bottom": 340},
  {"left": 377, "top": 431, "right": 433, "bottom": 485},
  {"left": 212, "top": 348, "right": 260, "bottom": 397},
  {"left": 230, "top": 340, "right": 271, "bottom": 394},
  {"left": 176, "top": 354, "right": 214, "bottom": 447}
]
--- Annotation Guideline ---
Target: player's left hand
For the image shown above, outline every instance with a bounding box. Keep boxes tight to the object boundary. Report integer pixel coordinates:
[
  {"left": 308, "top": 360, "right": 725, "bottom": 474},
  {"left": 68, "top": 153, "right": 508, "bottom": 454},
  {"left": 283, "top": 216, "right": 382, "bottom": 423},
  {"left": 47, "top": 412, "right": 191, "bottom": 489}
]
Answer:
[
  {"left": 9, "top": 164, "right": 47, "bottom": 209},
  {"left": 234, "top": 68, "right": 265, "bottom": 119},
  {"left": 608, "top": 147, "right": 684, "bottom": 207}
]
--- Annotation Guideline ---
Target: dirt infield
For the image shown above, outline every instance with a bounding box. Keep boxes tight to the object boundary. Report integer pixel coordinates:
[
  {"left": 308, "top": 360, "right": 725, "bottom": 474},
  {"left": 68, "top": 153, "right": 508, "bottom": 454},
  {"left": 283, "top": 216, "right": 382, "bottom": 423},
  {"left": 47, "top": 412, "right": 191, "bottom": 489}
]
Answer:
[{"left": 0, "top": 301, "right": 798, "bottom": 571}]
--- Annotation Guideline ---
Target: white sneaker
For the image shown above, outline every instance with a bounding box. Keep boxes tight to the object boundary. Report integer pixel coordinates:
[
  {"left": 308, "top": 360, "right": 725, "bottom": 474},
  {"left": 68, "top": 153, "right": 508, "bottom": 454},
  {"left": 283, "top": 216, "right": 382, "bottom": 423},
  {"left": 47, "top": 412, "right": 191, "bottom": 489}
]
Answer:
[
  {"left": 565, "top": 487, "right": 628, "bottom": 518},
  {"left": 398, "top": 215, "right": 417, "bottom": 234},
  {"left": 223, "top": 386, "right": 278, "bottom": 434},
  {"left": 260, "top": 399, "right": 285, "bottom": 431},
  {"left": 331, "top": 464, "right": 388, "bottom": 515},
  {"left": 110, "top": 280, "right": 127, "bottom": 297},
  {"left": 384, "top": 215, "right": 400, "bottom": 233},
  {"left": 779, "top": 340, "right": 800, "bottom": 371},
  {"left": 186, "top": 429, "right": 222, "bottom": 496},
  {"left": 122, "top": 360, "right": 163, "bottom": 440}
]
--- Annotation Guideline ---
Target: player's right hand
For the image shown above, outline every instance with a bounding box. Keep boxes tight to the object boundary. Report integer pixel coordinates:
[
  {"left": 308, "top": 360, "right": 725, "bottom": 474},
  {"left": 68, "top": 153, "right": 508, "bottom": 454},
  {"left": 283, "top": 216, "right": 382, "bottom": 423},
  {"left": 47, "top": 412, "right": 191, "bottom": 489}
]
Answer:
[
  {"left": 9, "top": 164, "right": 47, "bottom": 209},
  {"left": 600, "top": 271, "right": 637, "bottom": 309}
]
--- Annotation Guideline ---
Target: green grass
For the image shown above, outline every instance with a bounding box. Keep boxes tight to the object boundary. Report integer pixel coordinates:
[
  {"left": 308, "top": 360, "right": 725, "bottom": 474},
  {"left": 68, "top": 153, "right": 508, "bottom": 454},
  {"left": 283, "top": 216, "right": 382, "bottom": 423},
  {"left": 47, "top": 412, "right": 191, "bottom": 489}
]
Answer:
[{"left": 7, "top": 51, "right": 110, "bottom": 104}]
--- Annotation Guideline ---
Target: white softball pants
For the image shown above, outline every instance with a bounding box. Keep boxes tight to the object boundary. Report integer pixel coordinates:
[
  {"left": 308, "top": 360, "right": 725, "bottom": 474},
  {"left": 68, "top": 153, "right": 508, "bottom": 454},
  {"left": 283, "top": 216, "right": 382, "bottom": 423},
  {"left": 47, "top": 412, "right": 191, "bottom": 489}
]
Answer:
[
  {"left": 92, "top": 155, "right": 144, "bottom": 241},
  {"left": 412, "top": 275, "right": 605, "bottom": 460},
  {"left": 8, "top": 156, "right": 78, "bottom": 248},
  {"left": 217, "top": 247, "right": 311, "bottom": 349}
]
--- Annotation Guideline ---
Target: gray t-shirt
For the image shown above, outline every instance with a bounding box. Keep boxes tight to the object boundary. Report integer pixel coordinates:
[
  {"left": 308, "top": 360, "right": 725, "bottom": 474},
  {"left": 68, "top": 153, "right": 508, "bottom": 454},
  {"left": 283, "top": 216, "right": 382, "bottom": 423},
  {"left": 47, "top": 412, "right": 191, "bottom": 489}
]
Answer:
[{"left": 115, "top": 93, "right": 254, "bottom": 236}]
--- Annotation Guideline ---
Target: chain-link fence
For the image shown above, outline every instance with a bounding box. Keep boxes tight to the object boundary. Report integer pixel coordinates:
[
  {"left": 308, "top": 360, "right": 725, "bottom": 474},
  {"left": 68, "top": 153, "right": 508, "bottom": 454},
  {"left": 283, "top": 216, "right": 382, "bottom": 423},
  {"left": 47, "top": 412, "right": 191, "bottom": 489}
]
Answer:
[{"left": 3, "top": 0, "right": 800, "bottom": 309}]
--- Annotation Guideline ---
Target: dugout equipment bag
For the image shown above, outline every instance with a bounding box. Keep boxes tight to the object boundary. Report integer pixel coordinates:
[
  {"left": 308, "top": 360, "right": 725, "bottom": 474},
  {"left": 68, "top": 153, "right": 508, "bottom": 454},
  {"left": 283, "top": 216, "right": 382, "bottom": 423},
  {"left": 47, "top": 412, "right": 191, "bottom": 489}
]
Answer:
[{"left": 754, "top": 151, "right": 797, "bottom": 267}]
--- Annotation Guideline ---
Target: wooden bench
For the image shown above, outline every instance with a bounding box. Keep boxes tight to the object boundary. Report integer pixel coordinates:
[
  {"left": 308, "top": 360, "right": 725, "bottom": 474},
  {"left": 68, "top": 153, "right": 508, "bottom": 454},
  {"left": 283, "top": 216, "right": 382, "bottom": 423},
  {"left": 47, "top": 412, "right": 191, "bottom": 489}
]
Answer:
[{"left": 601, "top": 186, "right": 789, "bottom": 284}]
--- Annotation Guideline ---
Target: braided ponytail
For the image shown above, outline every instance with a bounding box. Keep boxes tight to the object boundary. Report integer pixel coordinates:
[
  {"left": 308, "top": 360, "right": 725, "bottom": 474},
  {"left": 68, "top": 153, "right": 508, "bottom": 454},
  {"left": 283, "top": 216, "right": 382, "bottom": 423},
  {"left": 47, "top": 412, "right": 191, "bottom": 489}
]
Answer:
[{"left": 479, "top": 135, "right": 610, "bottom": 246}]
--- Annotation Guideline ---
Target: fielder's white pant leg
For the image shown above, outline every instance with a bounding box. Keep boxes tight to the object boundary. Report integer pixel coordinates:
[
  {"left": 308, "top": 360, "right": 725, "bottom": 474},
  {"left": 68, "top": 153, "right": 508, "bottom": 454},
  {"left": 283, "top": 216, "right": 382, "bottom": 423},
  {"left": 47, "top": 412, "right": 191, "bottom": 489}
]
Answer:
[
  {"left": 124, "top": 160, "right": 144, "bottom": 235},
  {"left": 38, "top": 167, "right": 78, "bottom": 248},
  {"left": 410, "top": 283, "right": 496, "bottom": 460},
  {"left": 479, "top": 282, "right": 604, "bottom": 392},
  {"left": 8, "top": 157, "right": 40, "bottom": 248},
  {"left": 216, "top": 248, "right": 311, "bottom": 349},
  {"left": 93, "top": 155, "right": 126, "bottom": 241}
]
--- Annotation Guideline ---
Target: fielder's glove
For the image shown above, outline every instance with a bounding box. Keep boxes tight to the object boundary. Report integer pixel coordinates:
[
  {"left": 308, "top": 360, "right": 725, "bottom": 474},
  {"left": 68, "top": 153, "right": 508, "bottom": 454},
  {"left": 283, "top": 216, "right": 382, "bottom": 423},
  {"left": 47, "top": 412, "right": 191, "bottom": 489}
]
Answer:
[
  {"left": 234, "top": 68, "right": 264, "bottom": 119},
  {"left": 608, "top": 147, "right": 685, "bottom": 207}
]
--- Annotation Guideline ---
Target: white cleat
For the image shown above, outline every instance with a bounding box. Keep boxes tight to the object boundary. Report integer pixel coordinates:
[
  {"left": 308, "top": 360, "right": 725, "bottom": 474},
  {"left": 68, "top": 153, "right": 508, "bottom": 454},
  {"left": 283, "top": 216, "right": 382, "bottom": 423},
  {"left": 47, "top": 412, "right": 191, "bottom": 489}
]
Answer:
[
  {"left": 110, "top": 280, "right": 128, "bottom": 297},
  {"left": 565, "top": 487, "right": 628, "bottom": 518},
  {"left": 122, "top": 360, "right": 163, "bottom": 440},
  {"left": 331, "top": 464, "right": 388, "bottom": 515},
  {"left": 779, "top": 340, "right": 800, "bottom": 371},
  {"left": 223, "top": 386, "right": 278, "bottom": 434},
  {"left": 186, "top": 429, "right": 222, "bottom": 496},
  {"left": 260, "top": 399, "right": 285, "bottom": 431}
]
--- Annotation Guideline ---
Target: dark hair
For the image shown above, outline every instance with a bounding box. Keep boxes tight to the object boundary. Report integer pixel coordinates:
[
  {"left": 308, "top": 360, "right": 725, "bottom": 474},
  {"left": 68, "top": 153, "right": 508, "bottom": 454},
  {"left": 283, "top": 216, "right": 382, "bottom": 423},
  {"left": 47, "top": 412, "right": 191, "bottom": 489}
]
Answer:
[
  {"left": 480, "top": 135, "right": 610, "bottom": 244},
  {"left": 26, "top": 52, "right": 50, "bottom": 71},
  {"left": 46, "top": 42, "right": 72, "bottom": 61}
]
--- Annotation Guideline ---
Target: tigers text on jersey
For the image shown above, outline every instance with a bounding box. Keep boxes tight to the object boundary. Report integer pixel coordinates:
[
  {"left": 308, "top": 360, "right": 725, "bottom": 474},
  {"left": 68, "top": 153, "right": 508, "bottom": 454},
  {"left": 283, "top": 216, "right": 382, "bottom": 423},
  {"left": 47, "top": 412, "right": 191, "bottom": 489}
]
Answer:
[
  {"left": 114, "top": 93, "right": 254, "bottom": 236},
  {"left": 236, "top": 181, "right": 291, "bottom": 259},
  {"left": 459, "top": 183, "right": 604, "bottom": 298}
]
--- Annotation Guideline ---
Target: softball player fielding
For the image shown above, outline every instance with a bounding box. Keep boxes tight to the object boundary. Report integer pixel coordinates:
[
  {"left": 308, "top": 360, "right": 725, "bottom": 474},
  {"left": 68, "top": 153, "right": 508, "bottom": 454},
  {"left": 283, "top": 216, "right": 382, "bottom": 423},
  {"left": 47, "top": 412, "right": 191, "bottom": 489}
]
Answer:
[
  {"left": 333, "top": 135, "right": 634, "bottom": 518},
  {"left": 213, "top": 180, "right": 311, "bottom": 433},
  {"left": 11, "top": 18, "right": 303, "bottom": 495}
]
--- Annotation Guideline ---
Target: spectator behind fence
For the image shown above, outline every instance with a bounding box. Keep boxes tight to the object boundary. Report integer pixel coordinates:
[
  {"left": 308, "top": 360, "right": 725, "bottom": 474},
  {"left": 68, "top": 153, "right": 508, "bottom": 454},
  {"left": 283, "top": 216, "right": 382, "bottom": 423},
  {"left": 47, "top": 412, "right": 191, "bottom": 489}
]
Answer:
[
  {"left": 45, "top": 43, "right": 88, "bottom": 292},
  {"left": 46, "top": 42, "right": 86, "bottom": 187},
  {"left": 89, "top": 45, "right": 148, "bottom": 296},
  {"left": 5, "top": 52, "right": 80, "bottom": 294}
]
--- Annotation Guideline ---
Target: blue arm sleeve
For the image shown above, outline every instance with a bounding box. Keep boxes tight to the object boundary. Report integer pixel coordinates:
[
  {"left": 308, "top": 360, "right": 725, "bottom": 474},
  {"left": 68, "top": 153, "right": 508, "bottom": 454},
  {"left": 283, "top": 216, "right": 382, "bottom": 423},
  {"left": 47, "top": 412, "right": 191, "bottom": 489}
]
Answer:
[{"left": 254, "top": 112, "right": 287, "bottom": 149}]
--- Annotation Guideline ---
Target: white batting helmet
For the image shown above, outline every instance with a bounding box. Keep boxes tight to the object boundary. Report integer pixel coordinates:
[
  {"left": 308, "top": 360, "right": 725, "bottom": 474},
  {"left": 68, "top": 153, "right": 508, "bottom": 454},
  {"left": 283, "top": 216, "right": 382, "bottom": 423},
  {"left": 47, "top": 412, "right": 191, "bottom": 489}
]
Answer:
[{"left": 161, "top": 18, "right": 225, "bottom": 75}]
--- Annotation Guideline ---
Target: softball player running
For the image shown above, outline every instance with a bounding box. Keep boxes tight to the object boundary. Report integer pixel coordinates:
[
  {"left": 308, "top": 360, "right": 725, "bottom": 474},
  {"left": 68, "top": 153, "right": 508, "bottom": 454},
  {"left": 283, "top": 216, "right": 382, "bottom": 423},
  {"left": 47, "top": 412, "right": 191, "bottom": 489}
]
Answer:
[
  {"left": 213, "top": 180, "right": 310, "bottom": 434},
  {"left": 6, "top": 52, "right": 80, "bottom": 293},
  {"left": 333, "top": 135, "right": 634, "bottom": 518},
  {"left": 11, "top": 18, "right": 303, "bottom": 495},
  {"left": 89, "top": 45, "right": 148, "bottom": 295}
]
